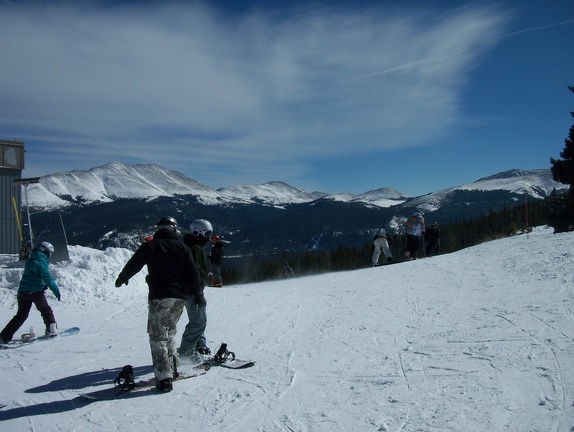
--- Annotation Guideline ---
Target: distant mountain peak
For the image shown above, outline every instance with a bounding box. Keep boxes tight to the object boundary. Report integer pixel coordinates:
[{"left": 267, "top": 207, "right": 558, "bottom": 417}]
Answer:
[
  {"left": 475, "top": 168, "right": 548, "bottom": 182},
  {"left": 28, "top": 161, "right": 220, "bottom": 208},
  {"left": 465, "top": 169, "right": 562, "bottom": 199}
]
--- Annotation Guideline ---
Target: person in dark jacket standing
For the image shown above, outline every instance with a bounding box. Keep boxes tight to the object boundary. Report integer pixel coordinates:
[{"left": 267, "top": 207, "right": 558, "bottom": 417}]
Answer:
[
  {"left": 1, "top": 242, "right": 60, "bottom": 343},
  {"left": 115, "top": 216, "right": 202, "bottom": 392},
  {"left": 209, "top": 235, "right": 224, "bottom": 287},
  {"left": 424, "top": 222, "right": 440, "bottom": 257},
  {"left": 180, "top": 219, "right": 213, "bottom": 358}
]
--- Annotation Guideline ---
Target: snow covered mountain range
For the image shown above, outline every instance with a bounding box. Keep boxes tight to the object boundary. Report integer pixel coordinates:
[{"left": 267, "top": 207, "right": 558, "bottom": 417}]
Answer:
[
  {"left": 20, "top": 162, "right": 567, "bottom": 256},
  {"left": 26, "top": 162, "right": 564, "bottom": 210}
]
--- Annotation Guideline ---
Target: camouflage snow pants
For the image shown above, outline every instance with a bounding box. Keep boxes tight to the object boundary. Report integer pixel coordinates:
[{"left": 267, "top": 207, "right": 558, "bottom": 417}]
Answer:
[{"left": 147, "top": 298, "right": 186, "bottom": 382}]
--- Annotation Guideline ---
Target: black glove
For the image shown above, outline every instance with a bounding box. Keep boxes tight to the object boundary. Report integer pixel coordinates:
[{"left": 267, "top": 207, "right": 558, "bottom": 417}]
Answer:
[
  {"left": 57, "top": 294, "right": 61, "bottom": 301},
  {"left": 194, "top": 294, "right": 207, "bottom": 309},
  {"left": 115, "top": 276, "right": 128, "bottom": 288}
]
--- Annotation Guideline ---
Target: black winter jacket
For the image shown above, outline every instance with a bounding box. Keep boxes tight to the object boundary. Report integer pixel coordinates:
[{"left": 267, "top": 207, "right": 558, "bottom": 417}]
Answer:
[
  {"left": 182, "top": 233, "right": 209, "bottom": 288},
  {"left": 118, "top": 229, "right": 202, "bottom": 301},
  {"left": 209, "top": 242, "right": 224, "bottom": 266}
]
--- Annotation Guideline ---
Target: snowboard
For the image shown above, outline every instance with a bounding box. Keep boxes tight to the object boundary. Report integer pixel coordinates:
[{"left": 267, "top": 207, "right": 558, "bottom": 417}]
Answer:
[
  {"left": 203, "top": 358, "right": 255, "bottom": 369},
  {"left": 0, "top": 327, "right": 80, "bottom": 349},
  {"left": 80, "top": 363, "right": 211, "bottom": 400}
]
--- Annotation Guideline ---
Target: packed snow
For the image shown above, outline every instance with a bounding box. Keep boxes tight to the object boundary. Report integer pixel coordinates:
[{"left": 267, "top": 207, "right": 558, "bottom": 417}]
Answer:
[{"left": 0, "top": 226, "right": 573, "bottom": 431}]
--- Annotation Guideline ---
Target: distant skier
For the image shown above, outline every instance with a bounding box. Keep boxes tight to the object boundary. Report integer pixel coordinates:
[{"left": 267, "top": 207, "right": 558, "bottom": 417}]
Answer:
[
  {"left": 404, "top": 210, "right": 425, "bottom": 259},
  {"left": 424, "top": 222, "right": 440, "bottom": 257},
  {"left": 115, "top": 216, "right": 203, "bottom": 392},
  {"left": 282, "top": 263, "right": 295, "bottom": 278},
  {"left": 1, "top": 242, "right": 60, "bottom": 343},
  {"left": 372, "top": 228, "right": 394, "bottom": 266},
  {"left": 209, "top": 235, "right": 224, "bottom": 287}
]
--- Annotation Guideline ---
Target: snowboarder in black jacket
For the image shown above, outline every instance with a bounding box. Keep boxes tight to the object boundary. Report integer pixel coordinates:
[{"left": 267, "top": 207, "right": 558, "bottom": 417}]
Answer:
[
  {"left": 424, "top": 222, "right": 440, "bottom": 257},
  {"left": 115, "top": 216, "right": 202, "bottom": 392}
]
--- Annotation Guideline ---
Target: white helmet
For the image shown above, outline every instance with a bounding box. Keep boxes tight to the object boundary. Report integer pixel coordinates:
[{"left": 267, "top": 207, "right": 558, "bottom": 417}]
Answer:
[
  {"left": 38, "top": 241, "right": 54, "bottom": 257},
  {"left": 190, "top": 219, "right": 213, "bottom": 239}
]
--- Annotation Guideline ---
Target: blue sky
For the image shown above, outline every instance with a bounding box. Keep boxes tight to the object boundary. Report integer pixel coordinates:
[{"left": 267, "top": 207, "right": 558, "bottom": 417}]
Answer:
[{"left": 1, "top": 0, "right": 572, "bottom": 197}]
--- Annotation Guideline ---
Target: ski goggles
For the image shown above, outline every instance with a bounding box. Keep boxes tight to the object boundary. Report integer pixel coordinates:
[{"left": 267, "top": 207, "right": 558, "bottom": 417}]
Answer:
[{"left": 193, "top": 229, "right": 213, "bottom": 239}]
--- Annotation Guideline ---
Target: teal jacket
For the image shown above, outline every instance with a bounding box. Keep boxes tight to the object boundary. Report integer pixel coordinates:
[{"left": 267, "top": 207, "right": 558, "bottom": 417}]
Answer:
[{"left": 18, "top": 250, "right": 60, "bottom": 298}]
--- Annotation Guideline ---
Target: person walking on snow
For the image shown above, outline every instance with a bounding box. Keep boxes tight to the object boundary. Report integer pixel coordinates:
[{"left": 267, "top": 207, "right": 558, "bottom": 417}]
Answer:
[
  {"left": 180, "top": 219, "right": 213, "bottom": 358},
  {"left": 372, "top": 228, "right": 394, "bottom": 266},
  {"left": 1, "top": 242, "right": 60, "bottom": 343},
  {"left": 115, "top": 216, "right": 203, "bottom": 392},
  {"left": 209, "top": 235, "right": 224, "bottom": 287},
  {"left": 404, "top": 210, "right": 425, "bottom": 259}
]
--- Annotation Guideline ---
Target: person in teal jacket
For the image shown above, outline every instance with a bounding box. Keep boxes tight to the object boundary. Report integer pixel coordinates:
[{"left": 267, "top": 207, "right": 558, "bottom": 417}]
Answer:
[{"left": 0, "top": 242, "right": 60, "bottom": 343}]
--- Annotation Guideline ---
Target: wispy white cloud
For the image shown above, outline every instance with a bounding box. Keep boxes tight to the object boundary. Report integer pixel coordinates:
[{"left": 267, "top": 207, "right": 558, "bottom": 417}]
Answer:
[{"left": 0, "top": 2, "right": 510, "bottom": 188}]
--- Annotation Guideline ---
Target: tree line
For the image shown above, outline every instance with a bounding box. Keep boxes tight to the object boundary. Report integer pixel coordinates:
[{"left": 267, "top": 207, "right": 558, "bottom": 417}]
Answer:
[{"left": 220, "top": 197, "right": 549, "bottom": 285}]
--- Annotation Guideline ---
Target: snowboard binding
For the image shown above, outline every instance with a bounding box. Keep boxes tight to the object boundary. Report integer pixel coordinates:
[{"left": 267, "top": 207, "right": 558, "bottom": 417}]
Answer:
[
  {"left": 114, "top": 365, "right": 136, "bottom": 391},
  {"left": 20, "top": 333, "right": 36, "bottom": 343},
  {"left": 21, "top": 326, "right": 37, "bottom": 343},
  {"left": 213, "top": 343, "right": 235, "bottom": 362}
]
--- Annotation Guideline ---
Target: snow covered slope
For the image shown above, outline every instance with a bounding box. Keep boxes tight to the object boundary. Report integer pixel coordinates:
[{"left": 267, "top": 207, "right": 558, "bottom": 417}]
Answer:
[{"left": 0, "top": 227, "right": 573, "bottom": 431}]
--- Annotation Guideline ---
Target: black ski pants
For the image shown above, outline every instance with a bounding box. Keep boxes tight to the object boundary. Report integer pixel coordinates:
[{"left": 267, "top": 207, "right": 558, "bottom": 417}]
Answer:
[
  {"left": 0, "top": 292, "right": 56, "bottom": 342},
  {"left": 405, "top": 234, "right": 421, "bottom": 258}
]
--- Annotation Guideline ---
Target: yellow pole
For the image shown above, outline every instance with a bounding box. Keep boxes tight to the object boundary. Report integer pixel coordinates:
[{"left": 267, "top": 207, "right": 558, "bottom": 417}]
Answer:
[{"left": 11, "top": 196, "right": 23, "bottom": 241}]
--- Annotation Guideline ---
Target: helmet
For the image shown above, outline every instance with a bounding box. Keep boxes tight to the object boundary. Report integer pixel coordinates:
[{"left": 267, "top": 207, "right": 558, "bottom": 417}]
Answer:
[
  {"left": 38, "top": 241, "right": 54, "bottom": 257},
  {"left": 431, "top": 222, "right": 438, "bottom": 228},
  {"left": 157, "top": 216, "right": 178, "bottom": 232},
  {"left": 190, "top": 219, "right": 213, "bottom": 239},
  {"left": 211, "top": 234, "right": 220, "bottom": 242}
]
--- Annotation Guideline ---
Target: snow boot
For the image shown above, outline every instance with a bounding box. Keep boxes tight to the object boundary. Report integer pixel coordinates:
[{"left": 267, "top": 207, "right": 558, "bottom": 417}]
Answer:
[
  {"left": 180, "top": 348, "right": 202, "bottom": 364},
  {"left": 156, "top": 378, "right": 173, "bottom": 392},
  {"left": 197, "top": 346, "right": 211, "bottom": 356},
  {"left": 46, "top": 323, "right": 58, "bottom": 338}
]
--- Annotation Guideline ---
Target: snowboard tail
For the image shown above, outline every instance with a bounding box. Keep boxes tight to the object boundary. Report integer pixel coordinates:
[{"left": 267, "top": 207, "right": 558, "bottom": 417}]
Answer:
[{"left": 79, "top": 363, "right": 210, "bottom": 400}]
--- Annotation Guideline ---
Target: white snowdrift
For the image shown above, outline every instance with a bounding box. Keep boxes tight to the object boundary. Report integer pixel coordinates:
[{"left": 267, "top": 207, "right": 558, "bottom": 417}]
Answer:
[{"left": 0, "top": 226, "right": 573, "bottom": 431}]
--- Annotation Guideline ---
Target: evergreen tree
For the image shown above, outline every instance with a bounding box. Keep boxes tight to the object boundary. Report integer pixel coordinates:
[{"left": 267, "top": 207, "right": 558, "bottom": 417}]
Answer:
[{"left": 549, "top": 85, "right": 574, "bottom": 232}]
